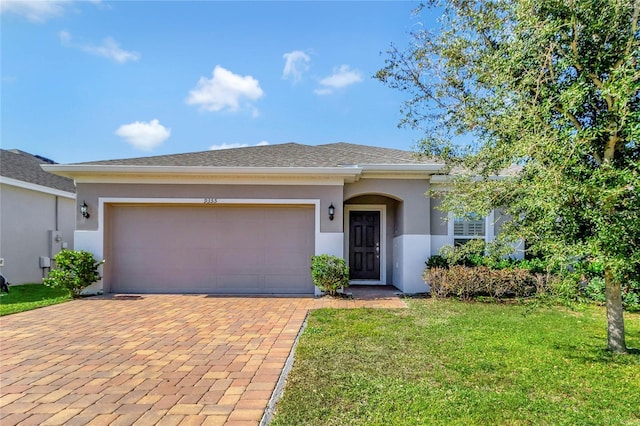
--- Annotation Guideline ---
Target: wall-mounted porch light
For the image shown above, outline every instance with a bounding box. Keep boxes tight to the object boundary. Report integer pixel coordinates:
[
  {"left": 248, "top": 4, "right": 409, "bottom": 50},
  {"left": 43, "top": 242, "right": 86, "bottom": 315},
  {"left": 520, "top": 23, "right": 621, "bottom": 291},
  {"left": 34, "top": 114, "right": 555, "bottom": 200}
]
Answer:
[
  {"left": 328, "top": 203, "right": 335, "bottom": 221},
  {"left": 80, "top": 201, "right": 90, "bottom": 219}
]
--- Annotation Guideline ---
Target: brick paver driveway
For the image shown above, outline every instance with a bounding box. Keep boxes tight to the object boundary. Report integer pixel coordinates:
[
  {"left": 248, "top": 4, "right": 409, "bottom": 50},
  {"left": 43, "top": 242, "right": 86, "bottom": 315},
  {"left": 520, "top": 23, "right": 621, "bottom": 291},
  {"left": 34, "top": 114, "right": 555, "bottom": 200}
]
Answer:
[{"left": 0, "top": 295, "right": 315, "bottom": 425}]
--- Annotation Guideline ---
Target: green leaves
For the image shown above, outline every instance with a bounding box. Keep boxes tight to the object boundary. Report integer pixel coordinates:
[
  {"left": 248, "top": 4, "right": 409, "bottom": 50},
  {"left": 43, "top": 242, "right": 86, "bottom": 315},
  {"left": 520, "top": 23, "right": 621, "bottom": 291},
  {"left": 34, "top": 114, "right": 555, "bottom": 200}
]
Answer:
[
  {"left": 310, "top": 254, "right": 350, "bottom": 296},
  {"left": 380, "top": 0, "right": 639, "bottom": 272},
  {"left": 379, "top": 0, "right": 639, "bottom": 351},
  {"left": 43, "top": 250, "right": 103, "bottom": 297}
]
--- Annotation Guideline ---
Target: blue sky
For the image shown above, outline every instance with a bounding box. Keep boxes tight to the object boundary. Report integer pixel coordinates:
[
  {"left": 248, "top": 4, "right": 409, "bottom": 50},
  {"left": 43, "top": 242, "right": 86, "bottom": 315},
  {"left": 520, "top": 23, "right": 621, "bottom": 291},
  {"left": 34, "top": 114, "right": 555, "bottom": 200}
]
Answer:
[{"left": 1, "top": 1, "right": 429, "bottom": 164}]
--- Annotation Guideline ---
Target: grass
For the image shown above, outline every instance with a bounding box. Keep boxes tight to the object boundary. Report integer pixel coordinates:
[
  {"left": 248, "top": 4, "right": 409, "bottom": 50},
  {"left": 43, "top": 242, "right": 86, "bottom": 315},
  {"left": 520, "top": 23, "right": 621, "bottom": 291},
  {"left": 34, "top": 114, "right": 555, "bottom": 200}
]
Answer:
[
  {"left": 272, "top": 299, "right": 640, "bottom": 425},
  {"left": 0, "top": 284, "right": 72, "bottom": 316}
]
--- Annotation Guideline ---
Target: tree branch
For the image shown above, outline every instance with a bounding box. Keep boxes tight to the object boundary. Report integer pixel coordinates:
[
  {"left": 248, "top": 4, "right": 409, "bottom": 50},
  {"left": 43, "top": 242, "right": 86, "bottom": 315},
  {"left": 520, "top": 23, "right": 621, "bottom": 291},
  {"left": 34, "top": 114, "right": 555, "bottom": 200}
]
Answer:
[
  {"left": 571, "top": 15, "right": 582, "bottom": 72},
  {"left": 625, "top": 0, "right": 640, "bottom": 58},
  {"left": 569, "top": 12, "right": 615, "bottom": 112},
  {"left": 604, "top": 134, "right": 621, "bottom": 163}
]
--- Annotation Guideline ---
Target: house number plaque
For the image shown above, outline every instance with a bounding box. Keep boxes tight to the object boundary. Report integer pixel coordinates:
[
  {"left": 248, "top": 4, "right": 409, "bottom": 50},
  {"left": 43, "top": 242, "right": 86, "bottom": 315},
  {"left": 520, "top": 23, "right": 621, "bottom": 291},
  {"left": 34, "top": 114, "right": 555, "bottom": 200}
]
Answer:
[{"left": 203, "top": 198, "right": 218, "bottom": 204}]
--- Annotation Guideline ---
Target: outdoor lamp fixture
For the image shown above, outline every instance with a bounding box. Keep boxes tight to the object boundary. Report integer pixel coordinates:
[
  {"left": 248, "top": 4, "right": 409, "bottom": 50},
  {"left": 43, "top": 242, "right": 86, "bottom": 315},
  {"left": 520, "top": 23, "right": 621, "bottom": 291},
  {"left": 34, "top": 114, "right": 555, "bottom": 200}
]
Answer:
[
  {"left": 80, "top": 201, "right": 90, "bottom": 219},
  {"left": 328, "top": 203, "right": 335, "bottom": 221}
]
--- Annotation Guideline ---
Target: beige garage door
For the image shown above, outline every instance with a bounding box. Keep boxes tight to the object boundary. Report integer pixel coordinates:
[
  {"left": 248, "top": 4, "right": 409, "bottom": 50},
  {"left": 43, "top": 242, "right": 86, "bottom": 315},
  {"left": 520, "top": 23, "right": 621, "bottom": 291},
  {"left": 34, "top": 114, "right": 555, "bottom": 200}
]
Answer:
[{"left": 108, "top": 204, "right": 315, "bottom": 294}]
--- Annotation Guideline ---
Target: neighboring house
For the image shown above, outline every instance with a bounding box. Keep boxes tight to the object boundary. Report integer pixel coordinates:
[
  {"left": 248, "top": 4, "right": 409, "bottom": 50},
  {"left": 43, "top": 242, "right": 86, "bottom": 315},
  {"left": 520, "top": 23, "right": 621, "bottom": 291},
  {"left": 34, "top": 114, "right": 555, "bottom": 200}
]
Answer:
[
  {"left": 0, "top": 149, "right": 76, "bottom": 284},
  {"left": 43, "top": 142, "right": 514, "bottom": 295}
]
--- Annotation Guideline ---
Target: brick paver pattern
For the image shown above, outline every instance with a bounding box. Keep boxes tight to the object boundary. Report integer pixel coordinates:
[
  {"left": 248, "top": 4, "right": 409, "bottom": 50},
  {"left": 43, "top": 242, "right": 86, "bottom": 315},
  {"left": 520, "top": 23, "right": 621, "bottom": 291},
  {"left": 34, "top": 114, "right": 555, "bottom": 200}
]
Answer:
[{"left": 0, "top": 294, "right": 405, "bottom": 425}]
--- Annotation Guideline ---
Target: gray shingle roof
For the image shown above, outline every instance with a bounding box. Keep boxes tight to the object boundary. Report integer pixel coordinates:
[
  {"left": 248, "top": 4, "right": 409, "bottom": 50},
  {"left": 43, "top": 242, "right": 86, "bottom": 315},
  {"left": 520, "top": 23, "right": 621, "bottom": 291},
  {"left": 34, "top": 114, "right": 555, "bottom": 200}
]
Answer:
[
  {"left": 75, "top": 142, "right": 434, "bottom": 168},
  {"left": 0, "top": 150, "right": 76, "bottom": 193}
]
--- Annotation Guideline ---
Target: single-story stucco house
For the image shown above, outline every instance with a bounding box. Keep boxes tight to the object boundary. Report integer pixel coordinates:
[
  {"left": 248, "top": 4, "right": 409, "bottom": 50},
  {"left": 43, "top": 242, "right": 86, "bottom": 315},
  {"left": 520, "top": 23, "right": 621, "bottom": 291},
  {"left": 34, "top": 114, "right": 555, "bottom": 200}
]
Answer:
[
  {"left": 44, "top": 142, "right": 516, "bottom": 295},
  {"left": 0, "top": 149, "right": 76, "bottom": 284}
]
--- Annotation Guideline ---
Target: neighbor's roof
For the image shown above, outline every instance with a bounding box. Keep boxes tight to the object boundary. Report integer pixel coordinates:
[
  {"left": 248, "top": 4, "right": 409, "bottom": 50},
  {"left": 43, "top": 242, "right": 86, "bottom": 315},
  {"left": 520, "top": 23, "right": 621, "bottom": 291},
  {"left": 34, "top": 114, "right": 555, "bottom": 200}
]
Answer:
[
  {"left": 74, "top": 142, "right": 438, "bottom": 168},
  {"left": 0, "top": 149, "right": 76, "bottom": 193}
]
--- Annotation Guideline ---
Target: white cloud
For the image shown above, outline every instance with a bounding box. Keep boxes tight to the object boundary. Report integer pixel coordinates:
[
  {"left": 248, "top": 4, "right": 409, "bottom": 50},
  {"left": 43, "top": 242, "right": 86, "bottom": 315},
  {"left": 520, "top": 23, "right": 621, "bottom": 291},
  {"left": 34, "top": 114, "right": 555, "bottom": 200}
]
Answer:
[
  {"left": 59, "top": 31, "right": 139, "bottom": 63},
  {"left": 186, "top": 66, "right": 264, "bottom": 114},
  {"left": 83, "top": 37, "right": 139, "bottom": 63},
  {"left": 0, "top": 0, "right": 101, "bottom": 22},
  {"left": 282, "top": 50, "right": 311, "bottom": 83},
  {"left": 313, "top": 88, "right": 333, "bottom": 96},
  {"left": 1, "top": 0, "right": 70, "bottom": 22},
  {"left": 59, "top": 30, "right": 72, "bottom": 44},
  {"left": 115, "top": 119, "right": 171, "bottom": 151},
  {"left": 209, "top": 141, "right": 270, "bottom": 150},
  {"left": 314, "top": 65, "right": 363, "bottom": 95}
]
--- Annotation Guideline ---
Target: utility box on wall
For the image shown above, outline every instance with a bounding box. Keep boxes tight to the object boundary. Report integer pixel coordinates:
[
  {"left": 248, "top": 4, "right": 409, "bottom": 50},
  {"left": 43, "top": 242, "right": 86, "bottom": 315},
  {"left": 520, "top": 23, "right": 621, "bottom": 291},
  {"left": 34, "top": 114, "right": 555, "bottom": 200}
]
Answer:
[
  {"left": 39, "top": 256, "right": 51, "bottom": 268},
  {"left": 48, "top": 230, "right": 63, "bottom": 258}
]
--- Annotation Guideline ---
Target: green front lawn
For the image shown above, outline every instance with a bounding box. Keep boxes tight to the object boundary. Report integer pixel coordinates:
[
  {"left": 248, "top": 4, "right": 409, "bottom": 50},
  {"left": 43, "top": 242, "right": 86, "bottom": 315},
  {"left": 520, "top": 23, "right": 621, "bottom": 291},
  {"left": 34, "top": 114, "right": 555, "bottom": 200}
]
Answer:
[
  {"left": 0, "top": 284, "right": 72, "bottom": 316},
  {"left": 272, "top": 299, "right": 640, "bottom": 425}
]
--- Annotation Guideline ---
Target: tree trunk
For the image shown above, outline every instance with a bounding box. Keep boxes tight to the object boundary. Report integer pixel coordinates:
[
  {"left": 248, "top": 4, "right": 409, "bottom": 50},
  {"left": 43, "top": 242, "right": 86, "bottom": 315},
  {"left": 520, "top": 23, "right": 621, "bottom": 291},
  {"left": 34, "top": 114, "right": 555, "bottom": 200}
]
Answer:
[{"left": 604, "top": 268, "right": 627, "bottom": 353}]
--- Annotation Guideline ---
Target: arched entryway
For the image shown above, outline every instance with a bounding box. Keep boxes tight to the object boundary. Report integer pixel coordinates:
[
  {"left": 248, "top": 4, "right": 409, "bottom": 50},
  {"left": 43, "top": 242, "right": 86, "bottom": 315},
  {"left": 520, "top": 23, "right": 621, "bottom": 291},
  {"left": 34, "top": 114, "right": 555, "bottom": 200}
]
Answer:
[{"left": 343, "top": 194, "right": 401, "bottom": 286}]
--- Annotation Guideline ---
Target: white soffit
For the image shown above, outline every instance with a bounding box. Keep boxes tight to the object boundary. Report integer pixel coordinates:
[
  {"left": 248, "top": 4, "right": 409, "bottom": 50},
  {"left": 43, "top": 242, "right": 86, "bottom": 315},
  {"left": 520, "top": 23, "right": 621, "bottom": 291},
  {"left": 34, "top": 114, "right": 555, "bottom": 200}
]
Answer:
[{"left": 41, "top": 165, "right": 363, "bottom": 185}]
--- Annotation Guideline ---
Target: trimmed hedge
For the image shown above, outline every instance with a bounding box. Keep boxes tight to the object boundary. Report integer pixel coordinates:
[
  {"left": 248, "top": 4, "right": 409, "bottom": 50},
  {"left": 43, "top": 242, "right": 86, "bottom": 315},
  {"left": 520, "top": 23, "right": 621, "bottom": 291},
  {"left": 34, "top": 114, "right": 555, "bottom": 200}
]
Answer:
[
  {"left": 424, "top": 266, "right": 556, "bottom": 301},
  {"left": 424, "top": 242, "right": 639, "bottom": 310}
]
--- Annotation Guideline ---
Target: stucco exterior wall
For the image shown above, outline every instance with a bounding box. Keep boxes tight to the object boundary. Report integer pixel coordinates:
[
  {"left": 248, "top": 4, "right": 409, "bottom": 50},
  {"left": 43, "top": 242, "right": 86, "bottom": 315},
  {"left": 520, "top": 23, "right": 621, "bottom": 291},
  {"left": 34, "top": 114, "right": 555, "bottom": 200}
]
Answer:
[
  {"left": 75, "top": 182, "right": 344, "bottom": 294},
  {"left": 343, "top": 178, "right": 430, "bottom": 235},
  {"left": 75, "top": 178, "right": 437, "bottom": 294},
  {"left": 76, "top": 183, "right": 344, "bottom": 233},
  {"left": 429, "top": 196, "right": 448, "bottom": 236},
  {"left": 343, "top": 179, "right": 431, "bottom": 293},
  {"left": 0, "top": 184, "right": 75, "bottom": 284}
]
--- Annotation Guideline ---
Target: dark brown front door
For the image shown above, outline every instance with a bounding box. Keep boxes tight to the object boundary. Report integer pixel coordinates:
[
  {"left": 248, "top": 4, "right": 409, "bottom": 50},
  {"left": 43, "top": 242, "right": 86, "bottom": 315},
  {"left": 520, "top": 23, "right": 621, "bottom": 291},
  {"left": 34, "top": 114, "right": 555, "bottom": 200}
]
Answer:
[{"left": 349, "top": 211, "right": 380, "bottom": 280}]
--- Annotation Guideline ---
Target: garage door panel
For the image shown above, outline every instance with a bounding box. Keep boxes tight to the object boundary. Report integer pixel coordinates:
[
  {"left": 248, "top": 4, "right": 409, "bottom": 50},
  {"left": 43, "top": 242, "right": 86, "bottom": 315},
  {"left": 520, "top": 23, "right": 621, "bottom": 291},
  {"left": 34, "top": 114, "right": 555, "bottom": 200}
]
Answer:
[
  {"left": 116, "top": 260, "right": 212, "bottom": 289},
  {"left": 218, "top": 222, "right": 265, "bottom": 248},
  {"left": 265, "top": 275, "right": 313, "bottom": 293},
  {"left": 217, "top": 275, "right": 261, "bottom": 292},
  {"left": 267, "top": 233, "right": 312, "bottom": 249},
  {"left": 216, "top": 249, "right": 265, "bottom": 274},
  {"left": 180, "top": 248, "right": 216, "bottom": 265},
  {"left": 266, "top": 249, "right": 310, "bottom": 269},
  {"left": 115, "top": 247, "right": 214, "bottom": 270},
  {"left": 109, "top": 205, "right": 314, "bottom": 294}
]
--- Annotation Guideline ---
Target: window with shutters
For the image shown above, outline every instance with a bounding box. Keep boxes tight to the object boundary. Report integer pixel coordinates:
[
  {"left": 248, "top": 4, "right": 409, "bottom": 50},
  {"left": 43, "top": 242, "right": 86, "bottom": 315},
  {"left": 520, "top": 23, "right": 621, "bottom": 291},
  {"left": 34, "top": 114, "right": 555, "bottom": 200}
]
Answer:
[{"left": 453, "top": 213, "right": 485, "bottom": 246}]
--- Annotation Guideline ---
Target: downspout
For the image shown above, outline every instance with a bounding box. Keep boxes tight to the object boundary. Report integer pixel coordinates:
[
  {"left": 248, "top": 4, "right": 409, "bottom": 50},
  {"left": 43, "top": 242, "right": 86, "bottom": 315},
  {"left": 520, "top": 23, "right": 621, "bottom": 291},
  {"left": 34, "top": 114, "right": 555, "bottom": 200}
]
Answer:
[
  {"left": 44, "top": 196, "right": 59, "bottom": 279},
  {"left": 55, "top": 196, "right": 59, "bottom": 231}
]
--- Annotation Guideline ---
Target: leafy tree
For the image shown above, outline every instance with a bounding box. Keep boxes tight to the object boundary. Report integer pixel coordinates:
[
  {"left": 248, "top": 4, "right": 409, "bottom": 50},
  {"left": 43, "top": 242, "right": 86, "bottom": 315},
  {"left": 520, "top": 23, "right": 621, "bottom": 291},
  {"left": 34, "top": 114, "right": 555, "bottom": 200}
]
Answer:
[{"left": 377, "top": 0, "right": 639, "bottom": 353}]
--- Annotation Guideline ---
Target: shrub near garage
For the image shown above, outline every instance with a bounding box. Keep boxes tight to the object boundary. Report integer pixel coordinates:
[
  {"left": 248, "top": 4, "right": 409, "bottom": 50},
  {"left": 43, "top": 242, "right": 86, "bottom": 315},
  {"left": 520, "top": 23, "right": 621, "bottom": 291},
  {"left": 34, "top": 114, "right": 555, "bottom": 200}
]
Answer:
[
  {"left": 310, "top": 254, "right": 349, "bottom": 296},
  {"left": 44, "top": 250, "right": 103, "bottom": 297}
]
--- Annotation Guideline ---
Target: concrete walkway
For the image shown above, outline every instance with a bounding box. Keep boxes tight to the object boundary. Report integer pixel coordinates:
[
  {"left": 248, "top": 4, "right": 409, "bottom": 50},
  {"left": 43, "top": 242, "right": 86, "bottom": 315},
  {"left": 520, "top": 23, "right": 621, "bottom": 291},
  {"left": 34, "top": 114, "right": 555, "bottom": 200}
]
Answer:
[{"left": 0, "top": 292, "right": 405, "bottom": 425}]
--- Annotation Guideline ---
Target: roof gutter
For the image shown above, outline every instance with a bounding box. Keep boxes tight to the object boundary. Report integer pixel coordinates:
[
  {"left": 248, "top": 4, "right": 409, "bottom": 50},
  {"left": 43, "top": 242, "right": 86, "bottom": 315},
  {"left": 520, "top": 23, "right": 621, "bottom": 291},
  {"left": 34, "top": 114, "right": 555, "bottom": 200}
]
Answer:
[
  {"left": 43, "top": 164, "right": 362, "bottom": 175},
  {"left": 430, "top": 173, "right": 517, "bottom": 184},
  {"left": 42, "top": 164, "right": 364, "bottom": 183},
  {"left": 42, "top": 163, "right": 447, "bottom": 183},
  {"left": 359, "top": 163, "right": 446, "bottom": 173}
]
